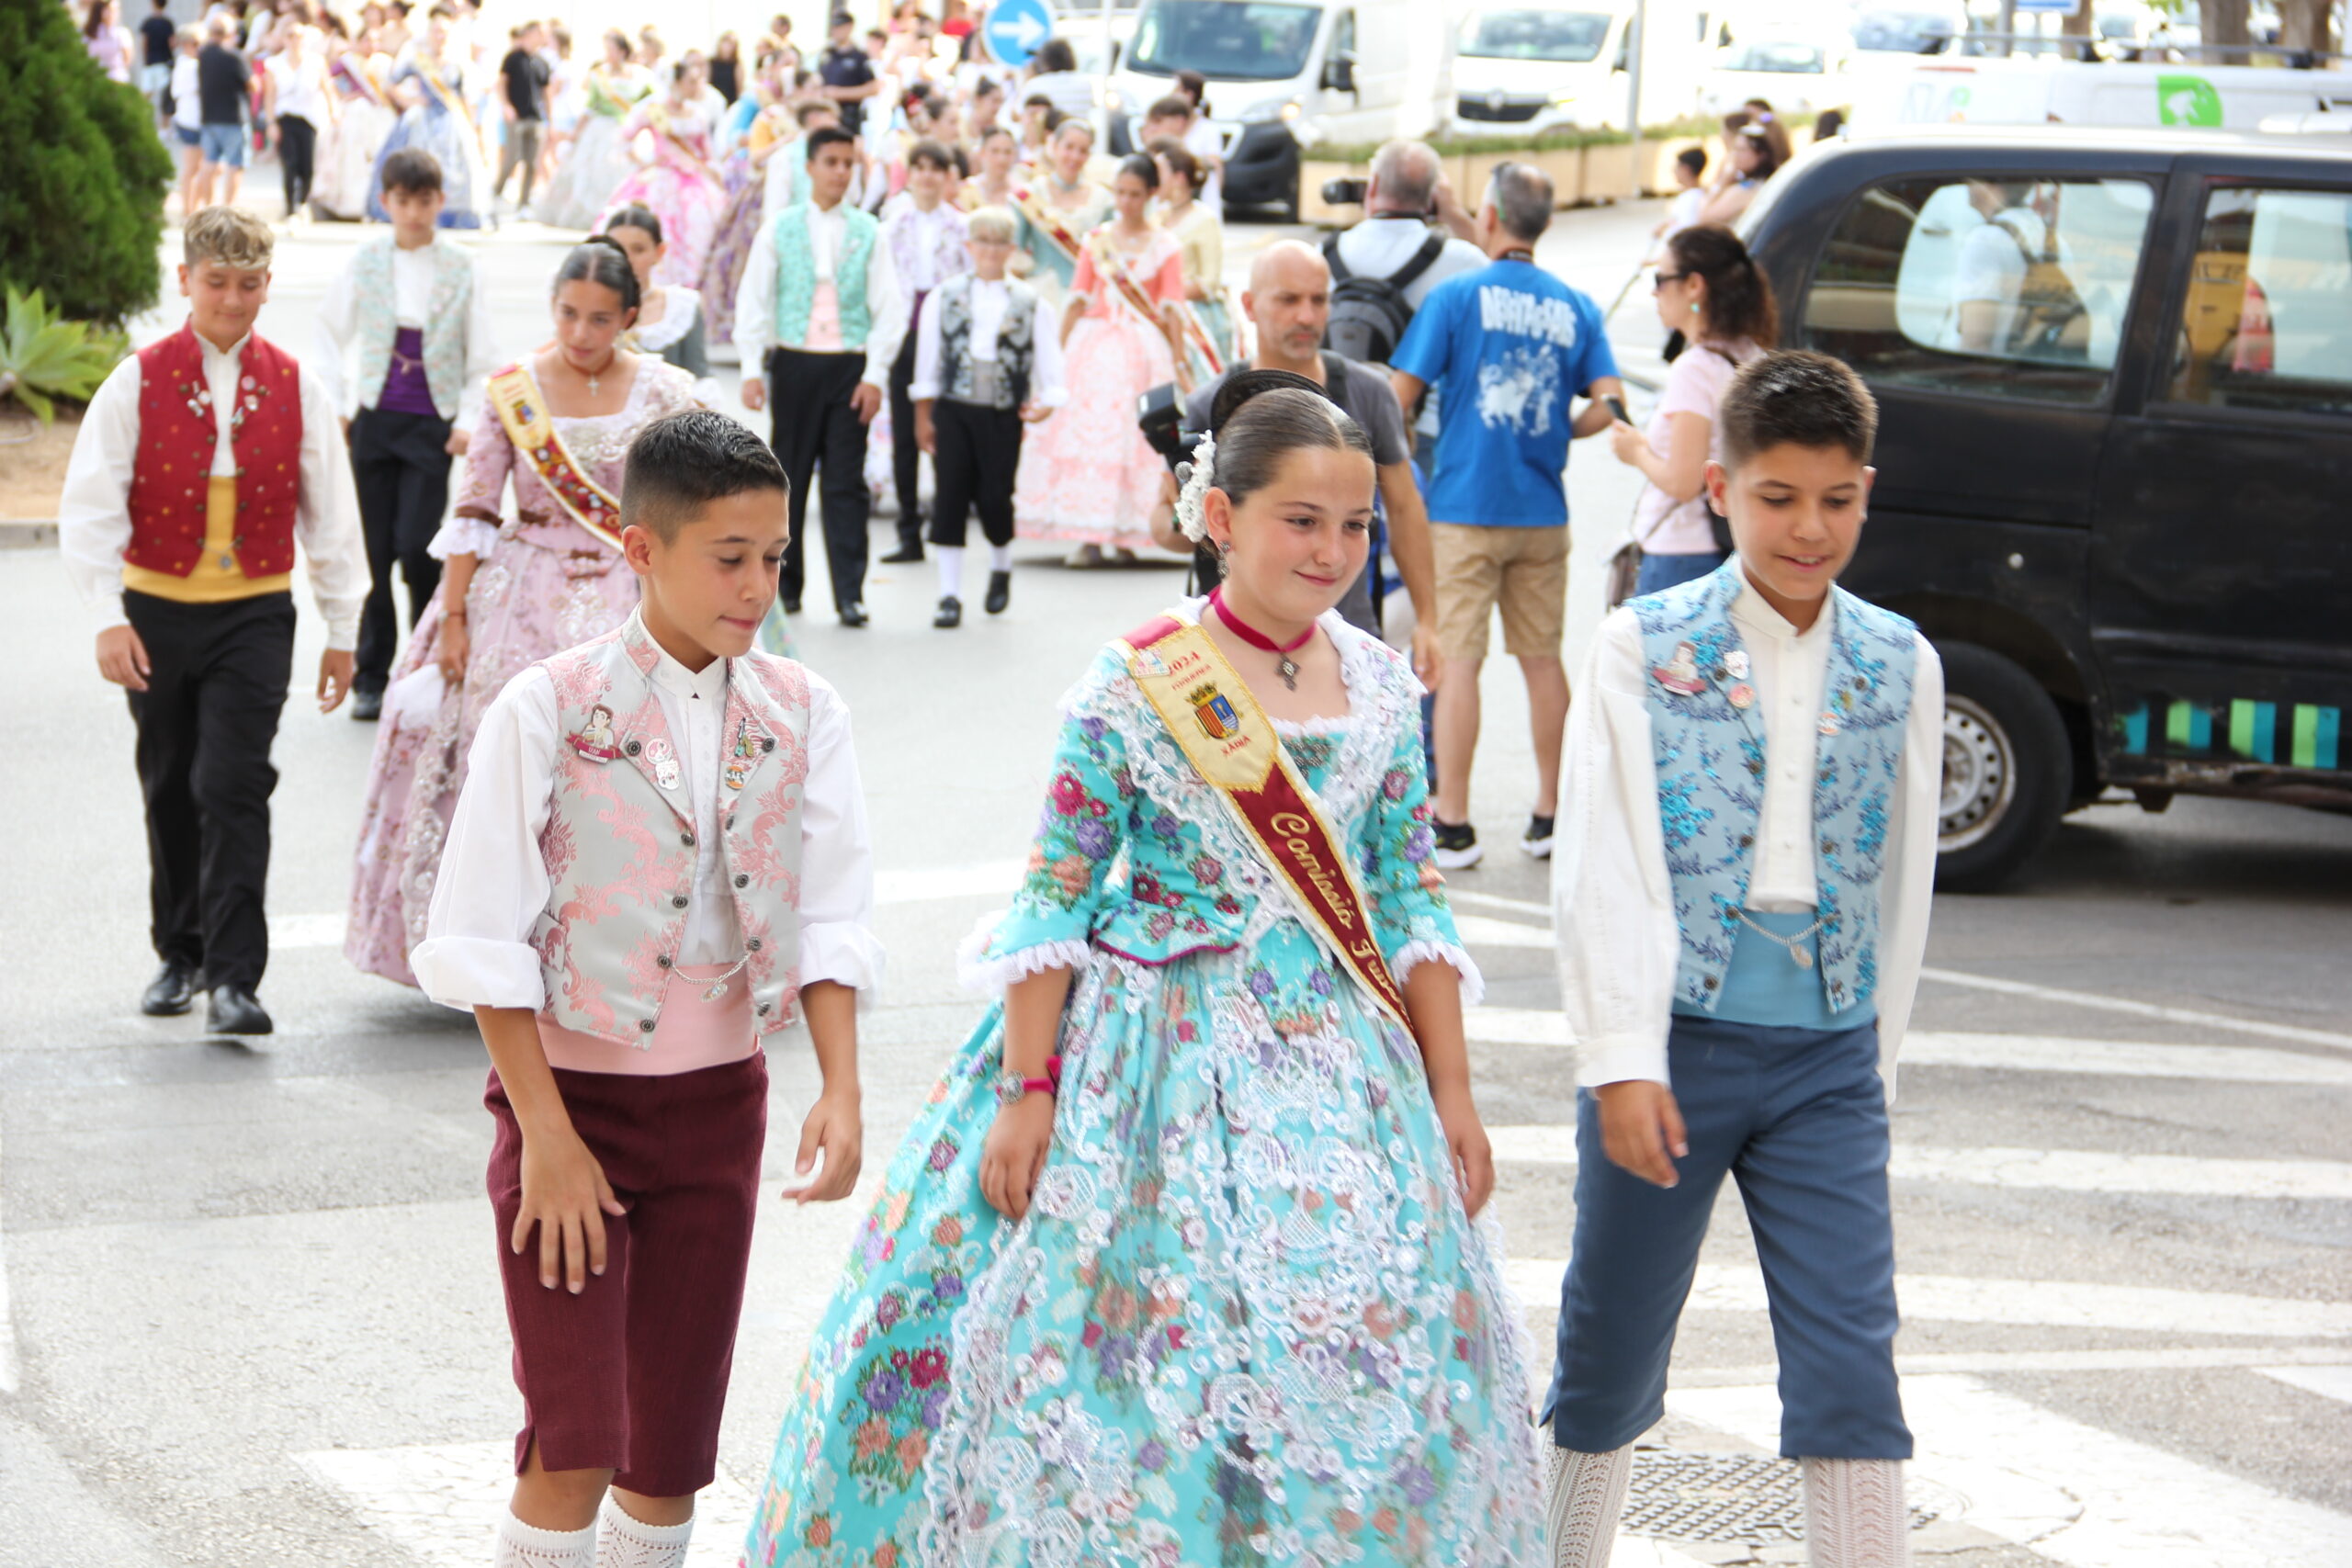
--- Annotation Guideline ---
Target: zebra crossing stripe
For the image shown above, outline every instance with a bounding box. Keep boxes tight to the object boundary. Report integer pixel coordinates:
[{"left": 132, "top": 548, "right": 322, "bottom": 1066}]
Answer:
[{"left": 1668, "top": 1374, "right": 2352, "bottom": 1568}]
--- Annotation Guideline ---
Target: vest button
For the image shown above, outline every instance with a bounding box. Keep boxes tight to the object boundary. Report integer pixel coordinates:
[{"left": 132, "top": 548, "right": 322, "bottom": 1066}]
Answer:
[
  {"left": 680, "top": 831, "right": 695, "bottom": 846},
  {"left": 734, "top": 873, "right": 750, "bottom": 888},
  {"left": 1702, "top": 976, "right": 1719, "bottom": 990},
  {"left": 725, "top": 816, "right": 736, "bottom": 831},
  {"left": 762, "top": 737, "right": 775, "bottom": 752},
  {"left": 747, "top": 938, "right": 763, "bottom": 952},
  {"left": 625, "top": 739, "right": 641, "bottom": 756},
  {"left": 656, "top": 954, "right": 673, "bottom": 967},
  {"left": 672, "top": 895, "right": 688, "bottom": 908},
  {"left": 1820, "top": 839, "right": 1837, "bottom": 853},
  {"left": 639, "top": 1019, "right": 655, "bottom": 1032},
  {"left": 1737, "top": 834, "right": 1753, "bottom": 849},
  {"left": 756, "top": 1002, "right": 772, "bottom": 1016}
]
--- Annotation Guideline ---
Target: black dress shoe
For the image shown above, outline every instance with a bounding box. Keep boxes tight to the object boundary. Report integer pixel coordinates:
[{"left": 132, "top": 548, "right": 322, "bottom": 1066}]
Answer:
[
  {"left": 783, "top": 597, "right": 802, "bottom": 615},
  {"left": 879, "top": 545, "right": 925, "bottom": 564},
  {"left": 933, "top": 595, "right": 963, "bottom": 628},
  {"left": 839, "top": 603, "right": 870, "bottom": 627},
  {"left": 140, "top": 960, "right": 201, "bottom": 1017},
  {"left": 350, "top": 688, "right": 384, "bottom": 721},
  {"left": 984, "top": 570, "right": 1012, "bottom": 615},
  {"left": 206, "top": 985, "right": 274, "bottom": 1036}
]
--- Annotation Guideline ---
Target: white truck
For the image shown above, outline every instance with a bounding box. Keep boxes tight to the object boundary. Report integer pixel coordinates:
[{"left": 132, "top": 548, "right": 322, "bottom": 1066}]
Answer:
[{"left": 1445, "top": 4, "right": 1634, "bottom": 137}]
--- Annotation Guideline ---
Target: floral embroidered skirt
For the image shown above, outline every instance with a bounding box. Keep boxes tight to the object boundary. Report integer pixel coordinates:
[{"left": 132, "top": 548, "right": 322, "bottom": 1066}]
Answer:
[
  {"left": 741, "top": 928, "right": 1547, "bottom": 1568},
  {"left": 344, "top": 533, "right": 637, "bottom": 987},
  {"left": 1013, "top": 310, "right": 1177, "bottom": 548}
]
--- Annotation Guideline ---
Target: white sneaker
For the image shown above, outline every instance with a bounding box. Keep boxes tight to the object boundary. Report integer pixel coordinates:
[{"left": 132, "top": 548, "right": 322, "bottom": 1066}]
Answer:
[
  {"left": 1432, "top": 820, "right": 1483, "bottom": 870},
  {"left": 1521, "top": 814, "right": 1555, "bottom": 860}
]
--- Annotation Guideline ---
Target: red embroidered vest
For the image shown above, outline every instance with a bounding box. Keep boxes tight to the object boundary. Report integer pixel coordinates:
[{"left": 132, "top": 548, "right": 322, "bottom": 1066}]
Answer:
[{"left": 123, "top": 325, "right": 305, "bottom": 579}]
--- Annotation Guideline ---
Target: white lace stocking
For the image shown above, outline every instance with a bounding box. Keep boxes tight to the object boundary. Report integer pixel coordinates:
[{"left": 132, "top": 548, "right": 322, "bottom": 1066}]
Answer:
[
  {"left": 1800, "top": 1457, "right": 1910, "bottom": 1568},
  {"left": 492, "top": 1509, "right": 596, "bottom": 1568},
  {"left": 594, "top": 1501, "right": 694, "bottom": 1568},
  {"left": 1544, "top": 1443, "right": 1634, "bottom": 1568}
]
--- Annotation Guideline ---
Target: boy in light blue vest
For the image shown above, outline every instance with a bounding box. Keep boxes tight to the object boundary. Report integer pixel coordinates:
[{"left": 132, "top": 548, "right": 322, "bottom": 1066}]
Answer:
[{"left": 1544, "top": 351, "right": 1945, "bottom": 1568}]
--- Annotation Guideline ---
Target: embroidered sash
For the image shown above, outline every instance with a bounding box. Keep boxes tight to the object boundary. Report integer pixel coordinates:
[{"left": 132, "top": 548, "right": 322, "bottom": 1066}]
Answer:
[
  {"left": 1179, "top": 299, "right": 1227, "bottom": 375},
  {"left": 485, "top": 364, "right": 626, "bottom": 550},
  {"left": 1089, "top": 231, "right": 1169, "bottom": 334},
  {"left": 1118, "top": 614, "right": 1411, "bottom": 1031},
  {"left": 1011, "top": 184, "right": 1086, "bottom": 268},
  {"left": 416, "top": 56, "right": 480, "bottom": 145}
]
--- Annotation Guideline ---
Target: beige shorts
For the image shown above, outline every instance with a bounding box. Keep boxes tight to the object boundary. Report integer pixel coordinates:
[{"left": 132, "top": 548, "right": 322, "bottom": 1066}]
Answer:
[{"left": 1431, "top": 523, "right": 1571, "bottom": 661}]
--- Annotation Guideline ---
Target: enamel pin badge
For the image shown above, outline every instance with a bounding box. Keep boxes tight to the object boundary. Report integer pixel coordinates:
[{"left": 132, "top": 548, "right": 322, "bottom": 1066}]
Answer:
[
  {"left": 1652, "top": 640, "right": 1708, "bottom": 696},
  {"left": 643, "top": 737, "right": 683, "bottom": 791},
  {"left": 723, "top": 720, "right": 759, "bottom": 791},
  {"left": 567, "top": 705, "right": 622, "bottom": 762}
]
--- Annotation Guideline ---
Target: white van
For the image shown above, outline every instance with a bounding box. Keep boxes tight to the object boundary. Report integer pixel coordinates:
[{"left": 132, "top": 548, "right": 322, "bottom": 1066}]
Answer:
[
  {"left": 1445, "top": 5, "right": 1633, "bottom": 137},
  {"left": 1103, "top": 0, "right": 1450, "bottom": 216},
  {"left": 1860, "top": 56, "right": 2352, "bottom": 131}
]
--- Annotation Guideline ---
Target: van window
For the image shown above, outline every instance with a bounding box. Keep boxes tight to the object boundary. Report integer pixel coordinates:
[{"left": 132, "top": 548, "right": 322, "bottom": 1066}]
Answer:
[
  {"left": 1804, "top": 175, "right": 2154, "bottom": 405},
  {"left": 1456, "top": 8, "right": 1611, "bottom": 62},
  {"left": 1126, "top": 0, "right": 1321, "bottom": 81},
  {"left": 2168, "top": 186, "right": 2352, "bottom": 417}
]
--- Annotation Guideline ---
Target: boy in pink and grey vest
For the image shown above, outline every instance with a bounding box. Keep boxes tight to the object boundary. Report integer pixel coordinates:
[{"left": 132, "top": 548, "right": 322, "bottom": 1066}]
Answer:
[{"left": 414, "top": 411, "right": 878, "bottom": 1568}]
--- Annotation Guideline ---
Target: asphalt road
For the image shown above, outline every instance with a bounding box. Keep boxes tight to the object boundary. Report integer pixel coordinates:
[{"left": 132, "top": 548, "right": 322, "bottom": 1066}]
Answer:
[{"left": 2, "top": 205, "right": 2347, "bottom": 1566}]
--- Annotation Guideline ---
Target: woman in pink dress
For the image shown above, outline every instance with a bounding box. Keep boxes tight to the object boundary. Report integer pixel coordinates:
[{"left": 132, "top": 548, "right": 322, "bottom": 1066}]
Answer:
[
  {"left": 345, "top": 241, "right": 705, "bottom": 987},
  {"left": 1015, "top": 153, "right": 1190, "bottom": 558},
  {"left": 594, "top": 51, "right": 727, "bottom": 288}
]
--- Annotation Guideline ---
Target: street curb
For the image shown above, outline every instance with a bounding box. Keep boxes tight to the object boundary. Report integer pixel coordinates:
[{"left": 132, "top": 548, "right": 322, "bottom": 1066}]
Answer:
[{"left": 0, "top": 522, "right": 57, "bottom": 549}]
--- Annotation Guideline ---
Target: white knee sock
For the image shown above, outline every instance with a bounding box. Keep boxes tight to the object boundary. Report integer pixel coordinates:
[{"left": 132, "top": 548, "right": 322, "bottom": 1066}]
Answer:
[
  {"left": 989, "top": 544, "right": 1012, "bottom": 573},
  {"left": 1544, "top": 1442, "right": 1633, "bottom": 1568},
  {"left": 1801, "top": 1457, "right": 1910, "bottom": 1568},
  {"left": 492, "top": 1508, "right": 596, "bottom": 1568},
  {"left": 936, "top": 545, "right": 966, "bottom": 599},
  {"left": 594, "top": 1500, "right": 695, "bottom": 1568}
]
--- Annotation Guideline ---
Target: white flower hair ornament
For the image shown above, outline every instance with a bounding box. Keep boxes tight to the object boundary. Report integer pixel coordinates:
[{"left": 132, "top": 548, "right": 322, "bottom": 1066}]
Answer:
[{"left": 1171, "top": 429, "right": 1219, "bottom": 545}]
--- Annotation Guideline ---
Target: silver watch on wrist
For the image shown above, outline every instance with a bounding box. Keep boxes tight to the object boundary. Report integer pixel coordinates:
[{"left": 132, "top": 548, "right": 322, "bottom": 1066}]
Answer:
[{"left": 993, "top": 1069, "right": 1032, "bottom": 1108}]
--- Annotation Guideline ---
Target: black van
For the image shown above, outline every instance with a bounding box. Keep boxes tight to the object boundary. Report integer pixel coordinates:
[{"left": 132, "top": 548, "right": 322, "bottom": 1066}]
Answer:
[{"left": 1741, "top": 126, "right": 2352, "bottom": 888}]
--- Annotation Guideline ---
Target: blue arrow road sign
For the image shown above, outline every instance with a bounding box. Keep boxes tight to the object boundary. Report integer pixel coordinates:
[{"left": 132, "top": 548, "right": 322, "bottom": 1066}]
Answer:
[{"left": 983, "top": 0, "right": 1055, "bottom": 69}]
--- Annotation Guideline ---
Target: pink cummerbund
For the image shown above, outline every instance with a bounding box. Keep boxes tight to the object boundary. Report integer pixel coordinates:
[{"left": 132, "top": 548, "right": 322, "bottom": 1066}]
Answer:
[{"left": 537, "top": 963, "right": 759, "bottom": 1076}]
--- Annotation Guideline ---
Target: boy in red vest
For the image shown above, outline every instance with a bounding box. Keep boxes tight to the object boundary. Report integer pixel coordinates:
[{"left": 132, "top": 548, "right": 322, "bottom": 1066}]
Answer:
[{"left": 58, "top": 205, "right": 369, "bottom": 1035}]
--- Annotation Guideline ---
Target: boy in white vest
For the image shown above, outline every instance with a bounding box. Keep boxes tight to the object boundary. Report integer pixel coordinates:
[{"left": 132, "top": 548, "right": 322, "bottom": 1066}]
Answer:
[
  {"left": 312, "top": 146, "right": 500, "bottom": 720},
  {"left": 1544, "top": 352, "right": 1944, "bottom": 1568},
  {"left": 413, "top": 411, "right": 880, "bottom": 1568},
  {"left": 909, "top": 205, "right": 1065, "bottom": 627}
]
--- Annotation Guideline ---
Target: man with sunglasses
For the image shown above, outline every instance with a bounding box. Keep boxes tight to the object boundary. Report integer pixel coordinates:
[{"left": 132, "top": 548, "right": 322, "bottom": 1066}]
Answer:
[{"left": 1390, "top": 160, "right": 1622, "bottom": 870}]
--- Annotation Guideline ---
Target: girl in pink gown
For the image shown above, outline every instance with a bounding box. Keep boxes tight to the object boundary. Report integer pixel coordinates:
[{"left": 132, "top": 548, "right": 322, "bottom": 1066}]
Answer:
[
  {"left": 1015, "top": 153, "right": 1190, "bottom": 551},
  {"left": 594, "top": 53, "right": 727, "bottom": 288},
  {"left": 345, "top": 243, "right": 705, "bottom": 987}
]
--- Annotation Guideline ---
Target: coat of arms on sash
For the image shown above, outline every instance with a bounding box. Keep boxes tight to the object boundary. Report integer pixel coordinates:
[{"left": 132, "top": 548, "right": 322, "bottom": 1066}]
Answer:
[{"left": 1190, "top": 682, "right": 1238, "bottom": 741}]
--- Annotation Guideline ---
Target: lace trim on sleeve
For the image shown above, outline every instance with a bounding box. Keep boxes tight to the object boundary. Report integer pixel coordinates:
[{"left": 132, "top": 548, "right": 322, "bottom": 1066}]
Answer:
[
  {"left": 955, "top": 918, "right": 1093, "bottom": 997},
  {"left": 428, "top": 513, "right": 504, "bottom": 560},
  {"left": 1391, "top": 938, "right": 1486, "bottom": 1010}
]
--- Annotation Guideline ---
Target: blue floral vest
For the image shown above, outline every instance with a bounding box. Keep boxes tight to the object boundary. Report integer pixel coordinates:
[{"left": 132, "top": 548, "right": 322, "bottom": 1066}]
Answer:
[
  {"left": 1634, "top": 560, "right": 1917, "bottom": 1018},
  {"left": 351, "top": 235, "right": 473, "bottom": 417},
  {"left": 769, "top": 204, "right": 877, "bottom": 349}
]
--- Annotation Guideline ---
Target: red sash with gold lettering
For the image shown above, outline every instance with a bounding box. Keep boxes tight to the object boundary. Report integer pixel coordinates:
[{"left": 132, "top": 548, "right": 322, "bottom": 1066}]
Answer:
[
  {"left": 486, "top": 364, "right": 626, "bottom": 551},
  {"left": 1118, "top": 612, "right": 1411, "bottom": 1031}
]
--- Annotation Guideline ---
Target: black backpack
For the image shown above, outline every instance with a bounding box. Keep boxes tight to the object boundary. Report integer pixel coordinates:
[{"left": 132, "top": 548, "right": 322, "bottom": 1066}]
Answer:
[{"left": 1322, "top": 231, "right": 1446, "bottom": 365}]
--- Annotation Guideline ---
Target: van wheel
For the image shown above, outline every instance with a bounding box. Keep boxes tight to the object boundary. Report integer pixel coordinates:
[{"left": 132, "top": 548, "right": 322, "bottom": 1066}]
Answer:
[{"left": 1935, "top": 641, "right": 2069, "bottom": 892}]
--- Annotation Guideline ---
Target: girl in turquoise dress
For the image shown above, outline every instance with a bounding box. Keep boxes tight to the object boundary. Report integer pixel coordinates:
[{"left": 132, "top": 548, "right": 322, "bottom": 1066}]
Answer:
[{"left": 742, "top": 379, "right": 1546, "bottom": 1568}]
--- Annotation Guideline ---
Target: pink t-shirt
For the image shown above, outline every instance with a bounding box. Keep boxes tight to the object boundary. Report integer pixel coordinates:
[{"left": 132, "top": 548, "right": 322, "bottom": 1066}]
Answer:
[{"left": 1633, "top": 336, "right": 1759, "bottom": 556}]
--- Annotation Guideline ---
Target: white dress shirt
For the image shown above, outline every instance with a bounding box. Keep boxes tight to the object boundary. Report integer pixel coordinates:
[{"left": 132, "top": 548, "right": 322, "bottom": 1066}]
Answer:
[
  {"left": 311, "top": 239, "right": 502, "bottom": 421},
  {"left": 1551, "top": 571, "right": 1944, "bottom": 1096},
  {"left": 880, "top": 199, "right": 962, "bottom": 293},
  {"left": 58, "top": 333, "right": 370, "bottom": 649},
  {"left": 909, "top": 276, "right": 1069, "bottom": 406},
  {"left": 730, "top": 196, "right": 910, "bottom": 387},
  {"left": 412, "top": 624, "right": 884, "bottom": 1010}
]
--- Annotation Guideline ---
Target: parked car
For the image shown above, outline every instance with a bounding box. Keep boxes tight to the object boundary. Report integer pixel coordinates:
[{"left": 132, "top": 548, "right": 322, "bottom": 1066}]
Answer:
[
  {"left": 1741, "top": 125, "right": 2352, "bottom": 887},
  {"left": 1446, "top": 4, "right": 1632, "bottom": 137}
]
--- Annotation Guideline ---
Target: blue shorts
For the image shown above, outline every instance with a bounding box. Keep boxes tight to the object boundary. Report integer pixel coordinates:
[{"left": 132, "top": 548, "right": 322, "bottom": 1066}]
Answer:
[
  {"left": 198, "top": 122, "right": 247, "bottom": 167},
  {"left": 173, "top": 124, "right": 202, "bottom": 150}
]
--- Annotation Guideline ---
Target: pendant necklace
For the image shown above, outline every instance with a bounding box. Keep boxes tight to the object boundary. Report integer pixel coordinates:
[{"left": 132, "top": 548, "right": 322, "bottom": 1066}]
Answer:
[
  {"left": 580, "top": 351, "right": 616, "bottom": 397},
  {"left": 1209, "top": 587, "right": 1313, "bottom": 691}
]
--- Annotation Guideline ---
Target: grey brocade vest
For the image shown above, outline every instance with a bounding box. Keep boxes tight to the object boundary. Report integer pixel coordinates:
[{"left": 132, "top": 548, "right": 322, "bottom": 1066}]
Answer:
[{"left": 936, "top": 273, "right": 1036, "bottom": 410}]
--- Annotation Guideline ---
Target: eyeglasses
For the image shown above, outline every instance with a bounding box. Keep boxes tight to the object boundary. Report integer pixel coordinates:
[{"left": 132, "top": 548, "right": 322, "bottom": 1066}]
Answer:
[{"left": 1652, "top": 271, "right": 1684, "bottom": 291}]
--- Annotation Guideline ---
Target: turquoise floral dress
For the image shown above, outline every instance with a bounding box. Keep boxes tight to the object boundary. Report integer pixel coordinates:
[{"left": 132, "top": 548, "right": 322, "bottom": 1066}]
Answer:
[{"left": 742, "top": 607, "right": 1546, "bottom": 1568}]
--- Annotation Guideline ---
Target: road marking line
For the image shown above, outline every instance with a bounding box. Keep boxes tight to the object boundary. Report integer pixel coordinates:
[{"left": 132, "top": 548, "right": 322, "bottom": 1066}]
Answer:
[
  {"left": 1500, "top": 1259, "right": 2352, "bottom": 1338},
  {"left": 298, "top": 1442, "right": 754, "bottom": 1566},
  {"left": 2256, "top": 1365, "right": 2352, "bottom": 1406},
  {"left": 274, "top": 912, "right": 346, "bottom": 950},
  {"left": 1669, "top": 1374, "right": 2352, "bottom": 1568},
  {"left": 1487, "top": 1126, "right": 2352, "bottom": 1200},
  {"left": 1919, "top": 965, "right": 2352, "bottom": 1054},
  {"left": 1670, "top": 1347, "right": 2352, "bottom": 1385},
  {"left": 1446, "top": 888, "right": 1554, "bottom": 918},
  {"left": 874, "top": 861, "right": 1026, "bottom": 905},
  {"left": 0, "top": 1124, "right": 14, "bottom": 1395},
  {"left": 1452, "top": 913, "right": 1557, "bottom": 950},
  {"left": 1464, "top": 1010, "right": 2352, "bottom": 1087}
]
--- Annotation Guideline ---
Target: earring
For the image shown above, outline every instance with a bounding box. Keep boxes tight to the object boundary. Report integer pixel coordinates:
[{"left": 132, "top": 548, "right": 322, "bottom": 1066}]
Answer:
[{"left": 1690, "top": 301, "right": 1702, "bottom": 314}]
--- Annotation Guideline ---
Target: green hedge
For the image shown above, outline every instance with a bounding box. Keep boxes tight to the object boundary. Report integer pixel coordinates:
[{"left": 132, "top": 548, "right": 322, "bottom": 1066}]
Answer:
[
  {"left": 1310, "top": 114, "right": 1809, "bottom": 167},
  {"left": 0, "top": 0, "right": 175, "bottom": 325}
]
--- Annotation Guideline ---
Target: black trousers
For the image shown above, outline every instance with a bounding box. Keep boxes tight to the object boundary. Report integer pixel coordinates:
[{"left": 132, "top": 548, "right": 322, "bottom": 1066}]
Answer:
[
  {"left": 926, "top": 399, "right": 1023, "bottom": 549},
  {"left": 765, "top": 347, "right": 871, "bottom": 613},
  {"left": 123, "top": 590, "right": 296, "bottom": 990},
  {"left": 277, "top": 113, "right": 316, "bottom": 214},
  {"left": 887, "top": 298, "right": 925, "bottom": 552},
  {"left": 349, "top": 406, "right": 453, "bottom": 694}
]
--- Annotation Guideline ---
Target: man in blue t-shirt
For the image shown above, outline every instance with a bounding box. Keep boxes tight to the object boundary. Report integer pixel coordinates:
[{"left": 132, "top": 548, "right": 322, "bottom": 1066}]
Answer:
[{"left": 1391, "top": 162, "right": 1621, "bottom": 870}]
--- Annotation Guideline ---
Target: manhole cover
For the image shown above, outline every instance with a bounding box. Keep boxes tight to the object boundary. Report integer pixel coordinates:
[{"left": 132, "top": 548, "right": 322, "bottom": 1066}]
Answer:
[{"left": 1624, "top": 1451, "right": 1942, "bottom": 1543}]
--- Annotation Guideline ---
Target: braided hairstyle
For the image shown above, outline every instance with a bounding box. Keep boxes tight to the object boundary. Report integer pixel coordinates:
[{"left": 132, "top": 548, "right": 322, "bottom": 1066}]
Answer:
[{"left": 1668, "top": 222, "right": 1779, "bottom": 349}]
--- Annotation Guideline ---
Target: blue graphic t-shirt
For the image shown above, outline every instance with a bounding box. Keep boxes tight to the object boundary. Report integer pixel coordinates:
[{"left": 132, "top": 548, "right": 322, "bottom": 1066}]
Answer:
[{"left": 1391, "top": 259, "right": 1618, "bottom": 528}]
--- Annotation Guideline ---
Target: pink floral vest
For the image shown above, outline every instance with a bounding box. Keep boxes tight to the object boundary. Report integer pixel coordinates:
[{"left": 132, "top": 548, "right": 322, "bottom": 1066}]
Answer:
[{"left": 533, "top": 619, "right": 811, "bottom": 1048}]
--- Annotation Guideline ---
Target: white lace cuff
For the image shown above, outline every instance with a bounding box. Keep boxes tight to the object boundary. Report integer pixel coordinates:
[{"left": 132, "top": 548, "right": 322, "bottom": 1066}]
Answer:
[
  {"left": 1392, "top": 939, "right": 1486, "bottom": 1010},
  {"left": 427, "top": 513, "right": 503, "bottom": 560},
  {"left": 956, "top": 915, "right": 1091, "bottom": 996}
]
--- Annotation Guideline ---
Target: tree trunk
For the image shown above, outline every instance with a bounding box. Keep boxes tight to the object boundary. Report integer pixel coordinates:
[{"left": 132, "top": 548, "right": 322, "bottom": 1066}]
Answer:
[
  {"left": 2062, "top": 0, "right": 2095, "bottom": 39},
  {"left": 2277, "top": 0, "right": 2336, "bottom": 53},
  {"left": 2200, "top": 0, "right": 2251, "bottom": 49}
]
